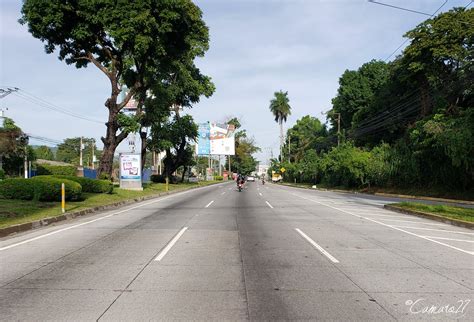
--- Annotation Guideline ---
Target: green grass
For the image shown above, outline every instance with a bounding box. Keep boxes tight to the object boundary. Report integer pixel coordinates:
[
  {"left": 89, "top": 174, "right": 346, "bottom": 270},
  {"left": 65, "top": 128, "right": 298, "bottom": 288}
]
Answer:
[
  {"left": 392, "top": 202, "right": 474, "bottom": 223},
  {"left": 0, "top": 181, "right": 219, "bottom": 229}
]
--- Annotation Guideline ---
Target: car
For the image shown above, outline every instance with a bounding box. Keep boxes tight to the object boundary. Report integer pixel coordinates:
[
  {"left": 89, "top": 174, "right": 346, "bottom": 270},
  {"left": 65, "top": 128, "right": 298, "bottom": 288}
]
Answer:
[{"left": 247, "top": 176, "right": 255, "bottom": 182}]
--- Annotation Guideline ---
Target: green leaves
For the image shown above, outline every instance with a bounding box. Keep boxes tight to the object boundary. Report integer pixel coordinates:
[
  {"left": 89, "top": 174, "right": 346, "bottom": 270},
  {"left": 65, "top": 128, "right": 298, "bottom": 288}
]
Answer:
[{"left": 269, "top": 91, "right": 291, "bottom": 123}]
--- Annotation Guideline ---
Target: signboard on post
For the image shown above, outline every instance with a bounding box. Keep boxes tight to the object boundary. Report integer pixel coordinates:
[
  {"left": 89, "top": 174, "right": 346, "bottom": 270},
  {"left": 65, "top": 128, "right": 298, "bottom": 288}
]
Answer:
[
  {"left": 210, "top": 122, "right": 235, "bottom": 155},
  {"left": 197, "top": 122, "right": 211, "bottom": 155},
  {"left": 119, "top": 153, "right": 142, "bottom": 190}
]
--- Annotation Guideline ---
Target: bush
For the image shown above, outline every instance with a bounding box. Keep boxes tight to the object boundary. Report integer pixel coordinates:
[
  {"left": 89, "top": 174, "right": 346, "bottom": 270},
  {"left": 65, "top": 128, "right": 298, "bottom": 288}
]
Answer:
[
  {"left": 214, "top": 175, "right": 223, "bottom": 181},
  {"left": 0, "top": 177, "right": 82, "bottom": 201},
  {"left": 51, "top": 175, "right": 113, "bottom": 194},
  {"left": 0, "top": 169, "right": 5, "bottom": 180},
  {"left": 0, "top": 178, "right": 35, "bottom": 200},
  {"left": 98, "top": 172, "right": 111, "bottom": 181},
  {"left": 36, "top": 164, "right": 76, "bottom": 176},
  {"left": 150, "top": 174, "right": 166, "bottom": 183}
]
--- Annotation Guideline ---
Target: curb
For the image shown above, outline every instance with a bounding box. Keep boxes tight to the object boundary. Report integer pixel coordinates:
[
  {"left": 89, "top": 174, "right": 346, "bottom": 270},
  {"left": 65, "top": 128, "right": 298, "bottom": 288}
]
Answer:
[
  {"left": 276, "top": 183, "right": 473, "bottom": 206},
  {"left": 0, "top": 182, "right": 225, "bottom": 238},
  {"left": 384, "top": 204, "right": 474, "bottom": 230}
]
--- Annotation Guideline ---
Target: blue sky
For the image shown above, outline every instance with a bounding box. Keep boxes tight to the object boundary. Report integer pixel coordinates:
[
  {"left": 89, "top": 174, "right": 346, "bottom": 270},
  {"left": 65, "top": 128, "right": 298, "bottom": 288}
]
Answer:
[{"left": 1, "top": 0, "right": 470, "bottom": 163}]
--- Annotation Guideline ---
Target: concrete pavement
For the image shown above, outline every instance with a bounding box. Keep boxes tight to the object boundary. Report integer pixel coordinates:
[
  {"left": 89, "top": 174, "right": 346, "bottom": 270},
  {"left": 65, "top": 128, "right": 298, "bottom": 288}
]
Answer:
[{"left": 0, "top": 181, "right": 472, "bottom": 320}]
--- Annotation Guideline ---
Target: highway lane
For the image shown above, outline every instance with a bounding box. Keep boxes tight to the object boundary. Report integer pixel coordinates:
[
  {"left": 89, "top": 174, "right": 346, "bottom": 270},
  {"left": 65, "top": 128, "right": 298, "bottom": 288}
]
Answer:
[{"left": 0, "top": 181, "right": 472, "bottom": 320}]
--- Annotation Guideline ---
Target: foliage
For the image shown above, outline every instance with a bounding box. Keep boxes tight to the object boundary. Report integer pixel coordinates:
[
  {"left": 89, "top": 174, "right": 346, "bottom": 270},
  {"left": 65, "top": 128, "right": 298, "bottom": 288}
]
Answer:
[
  {"left": 214, "top": 175, "right": 223, "bottom": 181},
  {"left": 20, "top": 0, "right": 213, "bottom": 177},
  {"left": 56, "top": 137, "right": 99, "bottom": 166},
  {"left": 0, "top": 169, "right": 4, "bottom": 180},
  {"left": 34, "top": 145, "right": 54, "bottom": 160},
  {"left": 36, "top": 164, "right": 77, "bottom": 176},
  {"left": 269, "top": 91, "right": 292, "bottom": 124},
  {"left": 50, "top": 175, "right": 113, "bottom": 194},
  {"left": 0, "top": 177, "right": 82, "bottom": 201},
  {"left": 318, "top": 143, "right": 371, "bottom": 188}
]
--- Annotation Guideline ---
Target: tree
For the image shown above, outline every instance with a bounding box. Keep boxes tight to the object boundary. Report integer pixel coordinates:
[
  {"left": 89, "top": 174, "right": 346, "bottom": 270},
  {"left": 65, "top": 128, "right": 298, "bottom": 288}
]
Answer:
[
  {"left": 269, "top": 91, "right": 292, "bottom": 161},
  {"left": 331, "top": 60, "right": 389, "bottom": 132},
  {"left": 148, "top": 114, "right": 198, "bottom": 180},
  {"left": 34, "top": 146, "right": 54, "bottom": 160},
  {"left": 56, "top": 137, "right": 98, "bottom": 166},
  {"left": 282, "top": 115, "right": 328, "bottom": 162},
  {"left": 0, "top": 118, "right": 34, "bottom": 176},
  {"left": 20, "top": 0, "right": 211, "bottom": 177}
]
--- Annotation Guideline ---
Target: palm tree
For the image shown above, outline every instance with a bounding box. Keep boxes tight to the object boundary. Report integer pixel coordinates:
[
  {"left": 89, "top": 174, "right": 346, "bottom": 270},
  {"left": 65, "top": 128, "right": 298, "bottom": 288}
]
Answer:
[{"left": 269, "top": 91, "right": 291, "bottom": 162}]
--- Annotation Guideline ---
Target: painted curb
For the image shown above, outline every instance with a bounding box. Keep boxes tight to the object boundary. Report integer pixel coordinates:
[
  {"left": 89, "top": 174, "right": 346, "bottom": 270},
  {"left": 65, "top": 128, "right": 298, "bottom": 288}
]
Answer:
[
  {"left": 0, "top": 182, "right": 225, "bottom": 238},
  {"left": 384, "top": 204, "right": 474, "bottom": 230},
  {"left": 277, "top": 183, "right": 473, "bottom": 206}
]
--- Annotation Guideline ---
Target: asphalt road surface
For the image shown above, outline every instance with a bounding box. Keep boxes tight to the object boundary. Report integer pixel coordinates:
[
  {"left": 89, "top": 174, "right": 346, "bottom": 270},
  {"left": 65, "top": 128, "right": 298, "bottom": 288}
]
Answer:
[{"left": 1, "top": 182, "right": 473, "bottom": 321}]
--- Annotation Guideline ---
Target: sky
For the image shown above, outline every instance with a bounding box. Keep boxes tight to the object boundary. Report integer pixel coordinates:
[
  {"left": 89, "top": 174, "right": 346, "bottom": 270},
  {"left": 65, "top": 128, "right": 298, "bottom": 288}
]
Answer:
[{"left": 1, "top": 0, "right": 471, "bottom": 164}]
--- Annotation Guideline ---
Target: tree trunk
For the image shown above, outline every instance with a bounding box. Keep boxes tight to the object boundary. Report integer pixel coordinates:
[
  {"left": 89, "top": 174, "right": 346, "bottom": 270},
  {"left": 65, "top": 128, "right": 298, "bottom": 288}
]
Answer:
[
  {"left": 279, "top": 120, "right": 283, "bottom": 162},
  {"left": 97, "top": 100, "right": 128, "bottom": 179}
]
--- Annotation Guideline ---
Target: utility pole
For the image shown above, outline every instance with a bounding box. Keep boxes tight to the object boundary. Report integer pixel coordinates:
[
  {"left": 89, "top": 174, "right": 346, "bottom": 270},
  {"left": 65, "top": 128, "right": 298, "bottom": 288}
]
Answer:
[
  {"left": 79, "top": 137, "right": 83, "bottom": 167},
  {"left": 91, "top": 141, "right": 95, "bottom": 170}
]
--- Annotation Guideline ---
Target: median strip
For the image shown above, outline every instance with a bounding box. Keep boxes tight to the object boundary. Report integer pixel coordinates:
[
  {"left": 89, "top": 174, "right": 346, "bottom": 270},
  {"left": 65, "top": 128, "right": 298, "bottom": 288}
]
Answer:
[
  {"left": 154, "top": 227, "right": 188, "bottom": 261},
  {"left": 295, "top": 228, "right": 339, "bottom": 263}
]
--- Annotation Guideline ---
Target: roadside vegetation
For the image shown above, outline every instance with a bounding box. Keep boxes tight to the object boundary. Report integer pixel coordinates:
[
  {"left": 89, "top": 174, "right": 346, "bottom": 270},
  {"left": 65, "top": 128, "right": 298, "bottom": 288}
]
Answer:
[
  {"left": 391, "top": 202, "right": 474, "bottom": 223},
  {"left": 269, "top": 7, "right": 473, "bottom": 200},
  {"left": 0, "top": 181, "right": 217, "bottom": 229}
]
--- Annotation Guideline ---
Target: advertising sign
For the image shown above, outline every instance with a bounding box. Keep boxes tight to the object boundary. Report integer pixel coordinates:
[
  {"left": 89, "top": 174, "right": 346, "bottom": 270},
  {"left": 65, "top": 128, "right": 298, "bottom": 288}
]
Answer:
[
  {"left": 210, "top": 122, "right": 236, "bottom": 155},
  {"left": 197, "top": 122, "right": 210, "bottom": 155},
  {"left": 119, "top": 153, "right": 142, "bottom": 190}
]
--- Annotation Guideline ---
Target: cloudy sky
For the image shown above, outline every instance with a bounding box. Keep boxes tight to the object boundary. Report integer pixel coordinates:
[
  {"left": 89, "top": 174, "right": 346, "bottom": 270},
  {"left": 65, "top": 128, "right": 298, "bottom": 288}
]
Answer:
[{"left": 1, "top": 0, "right": 470, "bottom": 163}]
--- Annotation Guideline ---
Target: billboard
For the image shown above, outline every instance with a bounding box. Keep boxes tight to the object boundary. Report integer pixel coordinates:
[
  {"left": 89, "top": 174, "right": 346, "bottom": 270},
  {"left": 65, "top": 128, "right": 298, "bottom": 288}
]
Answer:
[
  {"left": 196, "top": 122, "right": 236, "bottom": 155},
  {"left": 197, "top": 122, "right": 210, "bottom": 155},
  {"left": 119, "top": 153, "right": 141, "bottom": 180},
  {"left": 210, "top": 122, "right": 235, "bottom": 155}
]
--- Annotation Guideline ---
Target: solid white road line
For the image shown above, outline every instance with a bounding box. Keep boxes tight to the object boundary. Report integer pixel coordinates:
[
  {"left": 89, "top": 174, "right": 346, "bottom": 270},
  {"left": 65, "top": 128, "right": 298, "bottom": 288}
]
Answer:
[
  {"left": 205, "top": 200, "right": 214, "bottom": 208},
  {"left": 221, "top": 191, "right": 226, "bottom": 195},
  {"left": 154, "top": 227, "right": 188, "bottom": 261},
  {"left": 390, "top": 225, "right": 474, "bottom": 235},
  {"left": 367, "top": 218, "right": 446, "bottom": 226},
  {"left": 265, "top": 201, "right": 274, "bottom": 209},
  {"left": 0, "top": 183, "right": 224, "bottom": 252},
  {"left": 294, "top": 194, "right": 474, "bottom": 256},
  {"left": 421, "top": 236, "right": 474, "bottom": 243},
  {"left": 295, "top": 228, "right": 339, "bottom": 263},
  {"left": 259, "top": 192, "right": 263, "bottom": 196}
]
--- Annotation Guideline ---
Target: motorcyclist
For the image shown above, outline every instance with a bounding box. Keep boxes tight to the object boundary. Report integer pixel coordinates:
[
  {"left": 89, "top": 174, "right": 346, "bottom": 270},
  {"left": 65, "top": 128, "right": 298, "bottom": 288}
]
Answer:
[
  {"left": 236, "top": 173, "right": 245, "bottom": 190},
  {"left": 261, "top": 174, "right": 265, "bottom": 185}
]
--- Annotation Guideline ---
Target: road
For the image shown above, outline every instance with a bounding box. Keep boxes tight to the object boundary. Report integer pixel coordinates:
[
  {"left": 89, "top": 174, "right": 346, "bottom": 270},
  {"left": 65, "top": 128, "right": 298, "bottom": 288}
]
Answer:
[{"left": 0, "top": 182, "right": 473, "bottom": 321}]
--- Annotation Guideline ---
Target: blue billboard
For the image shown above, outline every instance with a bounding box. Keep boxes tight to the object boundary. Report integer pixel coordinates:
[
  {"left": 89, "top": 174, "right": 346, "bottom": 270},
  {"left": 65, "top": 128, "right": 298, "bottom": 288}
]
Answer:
[{"left": 197, "top": 122, "right": 210, "bottom": 155}]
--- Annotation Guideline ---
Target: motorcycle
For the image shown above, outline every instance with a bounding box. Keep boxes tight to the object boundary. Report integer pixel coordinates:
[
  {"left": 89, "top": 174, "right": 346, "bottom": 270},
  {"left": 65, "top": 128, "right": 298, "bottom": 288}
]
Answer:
[{"left": 238, "top": 182, "right": 243, "bottom": 192}]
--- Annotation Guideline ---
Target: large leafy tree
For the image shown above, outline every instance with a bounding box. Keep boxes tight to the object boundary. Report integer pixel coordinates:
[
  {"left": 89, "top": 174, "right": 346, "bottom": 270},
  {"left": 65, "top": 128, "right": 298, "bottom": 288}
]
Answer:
[
  {"left": 56, "top": 137, "right": 99, "bottom": 166},
  {"left": 283, "top": 115, "right": 328, "bottom": 162},
  {"left": 331, "top": 60, "right": 389, "bottom": 132},
  {"left": 0, "top": 118, "right": 34, "bottom": 175},
  {"left": 20, "top": 0, "right": 211, "bottom": 177},
  {"left": 148, "top": 114, "right": 198, "bottom": 180},
  {"left": 269, "top": 91, "right": 292, "bottom": 161},
  {"left": 34, "top": 146, "right": 55, "bottom": 161}
]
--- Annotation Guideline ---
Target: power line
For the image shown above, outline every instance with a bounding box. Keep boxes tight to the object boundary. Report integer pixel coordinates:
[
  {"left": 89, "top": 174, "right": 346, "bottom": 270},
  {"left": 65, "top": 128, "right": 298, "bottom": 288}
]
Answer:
[
  {"left": 372, "top": 0, "right": 450, "bottom": 61},
  {"left": 26, "top": 133, "right": 63, "bottom": 145},
  {"left": 1, "top": 86, "right": 103, "bottom": 124}
]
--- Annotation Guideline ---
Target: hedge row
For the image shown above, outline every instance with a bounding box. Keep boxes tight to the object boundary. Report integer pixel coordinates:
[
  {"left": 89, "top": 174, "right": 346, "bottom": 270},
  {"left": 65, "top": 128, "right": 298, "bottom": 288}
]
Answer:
[
  {"left": 36, "top": 164, "right": 77, "bottom": 176},
  {"left": 49, "top": 175, "right": 113, "bottom": 194},
  {"left": 0, "top": 177, "right": 82, "bottom": 201}
]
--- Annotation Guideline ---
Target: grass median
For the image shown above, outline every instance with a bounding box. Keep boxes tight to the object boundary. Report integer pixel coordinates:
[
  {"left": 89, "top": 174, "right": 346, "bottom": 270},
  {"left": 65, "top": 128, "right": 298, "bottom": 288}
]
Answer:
[
  {"left": 391, "top": 202, "right": 474, "bottom": 223},
  {"left": 0, "top": 181, "right": 219, "bottom": 229}
]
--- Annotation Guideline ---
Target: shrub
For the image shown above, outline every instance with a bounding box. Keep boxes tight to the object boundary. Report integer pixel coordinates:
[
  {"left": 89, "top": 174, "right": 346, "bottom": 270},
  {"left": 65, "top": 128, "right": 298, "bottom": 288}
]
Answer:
[
  {"left": 150, "top": 174, "right": 166, "bottom": 183},
  {"left": 31, "top": 176, "right": 82, "bottom": 201},
  {"left": 0, "top": 178, "right": 35, "bottom": 200},
  {"left": 0, "top": 169, "right": 5, "bottom": 180},
  {"left": 98, "top": 172, "right": 111, "bottom": 181},
  {"left": 51, "top": 175, "right": 113, "bottom": 194},
  {"left": 0, "top": 177, "right": 82, "bottom": 201},
  {"left": 214, "top": 175, "right": 223, "bottom": 181},
  {"left": 36, "top": 164, "right": 76, "bottom": 176}
]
